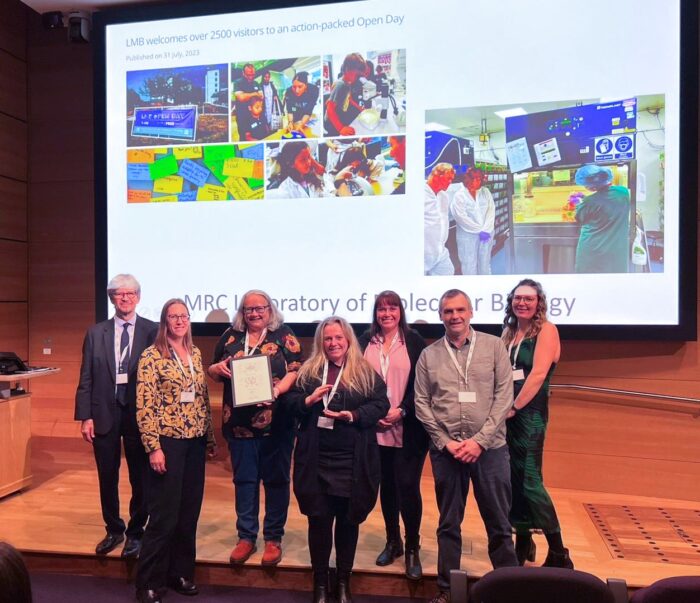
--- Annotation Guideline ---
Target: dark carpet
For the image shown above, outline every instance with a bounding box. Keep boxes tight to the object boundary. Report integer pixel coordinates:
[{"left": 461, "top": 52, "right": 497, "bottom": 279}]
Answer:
[{"left": 31, "top": 572, "right": 422, "bottom": 602}]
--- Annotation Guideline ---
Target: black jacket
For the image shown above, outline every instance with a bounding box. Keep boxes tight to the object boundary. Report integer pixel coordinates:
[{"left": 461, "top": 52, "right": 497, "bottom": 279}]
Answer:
[
  {"left": 358, "top": 328, "right": 429, "bottom": 456},
  {"left": 74, "top": 316, "right": 158, "bottom": 434},
  {"left": 288, "top": 375, "right": 389, "bottom": 523}
]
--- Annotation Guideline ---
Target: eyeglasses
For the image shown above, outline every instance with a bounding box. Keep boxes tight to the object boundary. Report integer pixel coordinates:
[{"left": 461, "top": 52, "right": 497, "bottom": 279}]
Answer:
[
  {"left": 112, "top": 291, "right": 138, "bottom": 299},
  {"left": 513, "top": 296, "right": 537, "bottom": 304},
  {"left": 167, "top": 314, "right": 190, "bottom": 322},
  {"left": 243, "top": 305, "right": 270, "bottom": 315}
]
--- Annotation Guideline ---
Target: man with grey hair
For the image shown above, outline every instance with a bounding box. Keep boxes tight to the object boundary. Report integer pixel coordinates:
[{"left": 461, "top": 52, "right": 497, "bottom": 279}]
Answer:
[
  {"left": 75, "top": 274, "right": 158, "bottom": 558},
  {"left": 414, "top": 289, "right": 517, "bottom": 603}
]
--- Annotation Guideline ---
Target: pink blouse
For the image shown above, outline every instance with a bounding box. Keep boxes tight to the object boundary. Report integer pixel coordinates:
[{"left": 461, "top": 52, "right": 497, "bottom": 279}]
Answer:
[{"left": 364, "top": 335, "right": 411, "bottom": 447}]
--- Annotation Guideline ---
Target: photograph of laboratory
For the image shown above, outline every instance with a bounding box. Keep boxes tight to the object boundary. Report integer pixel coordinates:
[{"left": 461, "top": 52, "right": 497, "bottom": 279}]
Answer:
[
  {"left": 230, "top": 57, "right": 323, "bottom": 142},
  {"left": 265, "top": 136, "right": 405, "bottom": 198},
  {"left": 323, "top": 49, "right": 406, "bottom": 137},
  {"left": 424, "top": 94, "right": 665, "bottom": 275}
]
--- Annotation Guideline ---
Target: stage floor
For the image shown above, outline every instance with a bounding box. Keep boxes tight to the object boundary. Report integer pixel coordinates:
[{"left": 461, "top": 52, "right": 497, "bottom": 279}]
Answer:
[{"left": 1, "top": 436, "right": 698, "bottom": 595}]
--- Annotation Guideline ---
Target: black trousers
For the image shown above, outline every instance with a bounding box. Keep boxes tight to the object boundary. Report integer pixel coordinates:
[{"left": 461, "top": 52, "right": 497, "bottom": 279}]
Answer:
[
  {"left": 307, "top": 495, "right": 359, "bottom": 579},
  {"left": 92, "top": 403, "right": 148, "bottom": 538},
  {"left": 136, "top": 436, "right": 207, "bottom": 591},
  {"left": 378, "top": 444, "right": 427, "bottom": 547}
]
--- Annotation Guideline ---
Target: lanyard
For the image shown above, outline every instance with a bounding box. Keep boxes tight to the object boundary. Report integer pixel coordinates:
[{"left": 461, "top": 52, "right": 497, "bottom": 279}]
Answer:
[
  {"left": 117, "top": 323, "right": 131, "bottom": 372},
  {"left": 508, "top": 337, "right": 524, "bottom": 370},
  {"left": 321, "top": 359, "right": 345, "bottom": 410},
  {"left": 244, "top": 328, "right": 267, "bottom": 357},
  {"left": 378, "top": 331, "right": 400, "bottom": 381},
  {"left": 443, "top": 329, "right": 476, "bottom": 387},
  {"left": 171, "top": 348, "right": 195, "bottom": 391}
]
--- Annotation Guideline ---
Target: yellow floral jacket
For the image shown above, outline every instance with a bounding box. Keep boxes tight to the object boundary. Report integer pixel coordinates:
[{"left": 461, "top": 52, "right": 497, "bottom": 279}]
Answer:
[{"left": 136, "top": 344, "right": 215, "bottom": 453}]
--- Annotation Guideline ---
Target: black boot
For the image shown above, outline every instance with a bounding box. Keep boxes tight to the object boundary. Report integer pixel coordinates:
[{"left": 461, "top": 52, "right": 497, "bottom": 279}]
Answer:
[
  {"left": 405, "top": 545, "right": 422, "bottom": 580},
  {"left": 515, "top": 534, "right": 536, "bottom": 566},
  {"left": 312, "top": 571, "right": 330, "bottom": 603},
  {"left": 543, "top": 547, "right": 574, "bottom": 569},
  {"left": 375, "top": 538, "right": 404, "bottom": 566},
  {"left": 336, "top": 572, "right": 353, "bottom": 603}
]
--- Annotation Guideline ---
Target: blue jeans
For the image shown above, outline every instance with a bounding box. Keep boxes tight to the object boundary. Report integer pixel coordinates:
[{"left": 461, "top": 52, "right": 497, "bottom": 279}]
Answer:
[
  {"left": 431, "top": 444, "right": 518, "bottom": 591},
  {"left": 228, "top": 429, "right": 294, "bottom": 542}
]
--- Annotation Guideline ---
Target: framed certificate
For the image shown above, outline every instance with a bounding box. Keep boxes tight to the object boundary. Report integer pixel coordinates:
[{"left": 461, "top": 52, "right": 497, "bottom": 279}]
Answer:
[{"left": 230, "top": 354, "right": 274, "bottom": 407}]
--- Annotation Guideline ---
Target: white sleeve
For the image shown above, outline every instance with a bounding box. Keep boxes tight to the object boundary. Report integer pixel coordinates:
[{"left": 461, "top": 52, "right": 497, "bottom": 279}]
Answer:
[
  {"left": 450, "top": 188, "right": 482, "bottom": 233},
  {"left": 481, "top": 187, "right": 496, "bottom": 233}
]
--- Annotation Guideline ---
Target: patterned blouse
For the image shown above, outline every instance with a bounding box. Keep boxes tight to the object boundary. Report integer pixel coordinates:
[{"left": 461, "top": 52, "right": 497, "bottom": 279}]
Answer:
[
  {"left": 136, "top": 344, "right": 215, "bottom": 453},
  {"left": 212, "top": 324, "right": 302, "bottom": 439}
]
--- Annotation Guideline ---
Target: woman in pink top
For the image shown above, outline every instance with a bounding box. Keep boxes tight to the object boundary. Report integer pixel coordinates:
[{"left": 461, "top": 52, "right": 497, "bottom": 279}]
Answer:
[{"left": 358, "top": 291, "right": 427, "bottom": 580}]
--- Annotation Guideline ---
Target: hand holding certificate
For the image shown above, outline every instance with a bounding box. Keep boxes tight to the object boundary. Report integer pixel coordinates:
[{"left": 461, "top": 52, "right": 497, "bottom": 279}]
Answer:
[{"left": 230, "top": 355, "right": 274, "bottom": 407}]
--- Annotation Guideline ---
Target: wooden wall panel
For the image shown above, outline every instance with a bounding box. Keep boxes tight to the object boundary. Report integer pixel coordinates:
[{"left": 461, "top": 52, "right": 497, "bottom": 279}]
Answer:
[
  {"left": 0, "top": 48, "right": 27, "bottom": 120},
  {"left": 0, "top": 113, "right": 27, "bottom": 181},
  {"left": 29, "top": 180, "right": 93, "bottom": 242},
  {"left": 0, "top": 176, "right": 26, "bottom": 241},
  {"left": 0, "top": 0, "right": 27, "bottom": 60},
  {"left": 0, "top": 302, "right": 28, "bottom": 358},
  {"left": 0, "top": 239, "right": 27, "bottom": 300},
  {"left": 29, "top": 241, "right": 95, "bottom": 303}
]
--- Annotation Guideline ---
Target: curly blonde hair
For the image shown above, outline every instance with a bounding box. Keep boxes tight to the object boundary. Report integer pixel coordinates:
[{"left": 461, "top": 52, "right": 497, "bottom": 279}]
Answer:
[{"left": 502, "top": 279, "right": 548, "bottom": 345}]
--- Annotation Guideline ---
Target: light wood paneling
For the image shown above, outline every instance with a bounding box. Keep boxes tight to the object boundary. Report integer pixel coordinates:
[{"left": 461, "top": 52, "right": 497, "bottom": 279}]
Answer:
[
  {"left": 0, "top": 112, "right": 27, "bottom": 181},
  {"left": 0, "top": 239, "right": 28, "bottom": 300},
  {"left": 0, "top": 48, "right": 27, "bottom": 120},
  {"left": 0, "top": 394, "right": 32, "bottom": 498},
  {"left": 29, "top": 241, "right": 94, "bottom": 303},
  {"left": 0, "top": 302, "right": 28, "bottom": 358},
  {"left": 0, "top": 0, "right": 27, "bottom": 60},
  {"left": 0, "top": 176, "right": 27, "bottom": 241}
]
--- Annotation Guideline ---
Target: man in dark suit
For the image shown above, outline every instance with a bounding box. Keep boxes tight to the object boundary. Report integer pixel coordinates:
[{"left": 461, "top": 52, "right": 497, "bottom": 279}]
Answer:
[{"left": 75, "top": 274, "right": 158, "bottom": 558}]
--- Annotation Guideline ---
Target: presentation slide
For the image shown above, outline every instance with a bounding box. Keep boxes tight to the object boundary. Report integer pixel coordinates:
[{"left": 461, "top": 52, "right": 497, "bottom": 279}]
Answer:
[{"left": 102, "top": 0, "right": 684, "bottom": 328}]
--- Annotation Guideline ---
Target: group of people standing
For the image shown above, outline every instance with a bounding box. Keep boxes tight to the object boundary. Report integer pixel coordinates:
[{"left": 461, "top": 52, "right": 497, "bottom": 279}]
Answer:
[
  {"left": 424, "top": 163, "right": 496, "bottom": 277},
  {"left": 76, "top": 274, "right": 571, "bottom": 603}
]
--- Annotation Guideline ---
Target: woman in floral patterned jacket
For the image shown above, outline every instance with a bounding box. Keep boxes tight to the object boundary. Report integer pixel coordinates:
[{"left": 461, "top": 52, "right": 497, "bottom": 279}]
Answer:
[{"left": 208, "top": 289, "right": 303, "bottom": 567}]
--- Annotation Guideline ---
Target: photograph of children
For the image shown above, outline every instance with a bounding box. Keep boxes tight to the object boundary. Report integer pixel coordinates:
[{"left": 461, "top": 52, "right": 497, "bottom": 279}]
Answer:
[
  {"left": 126, "top": 143, "right": 264, "bottom": 202},
  {"left": 230, "top": 58, "right": 323, "bottom": 142},
  {"left": 126, "top": 64, "right": 228, "bottom": 147},
  {"left": 265, "top": 137, "right": 405, "bottom": 199},
  {"left": 424, "top": 94, "right": 664, "bottom": 275},
  {"left": 323, "top": 49, "right": 406, "bottom": 137}
]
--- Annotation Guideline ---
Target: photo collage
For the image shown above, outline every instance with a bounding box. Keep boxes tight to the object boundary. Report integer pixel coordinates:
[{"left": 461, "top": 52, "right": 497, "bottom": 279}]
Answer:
[{"left": 125, "top": 50, "right": 406, "bottom": 202}]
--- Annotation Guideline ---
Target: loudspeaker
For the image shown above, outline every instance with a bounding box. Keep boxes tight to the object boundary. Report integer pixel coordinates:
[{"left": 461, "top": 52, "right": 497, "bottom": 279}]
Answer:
[
  {"left": 41, "top": 11, "right": 65, "bottom": 29},
  {"left": 68, "top": 11, "right": 90, "bottom": 43}
]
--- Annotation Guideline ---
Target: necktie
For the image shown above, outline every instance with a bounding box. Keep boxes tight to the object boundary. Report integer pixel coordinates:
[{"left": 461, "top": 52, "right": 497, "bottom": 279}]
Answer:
[{"left": 116, "top": 323, "right": 131, "bottom": 405}]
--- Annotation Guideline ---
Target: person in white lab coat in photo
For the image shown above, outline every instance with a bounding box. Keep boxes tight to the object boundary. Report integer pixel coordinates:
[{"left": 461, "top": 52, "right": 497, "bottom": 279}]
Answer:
[
  {"left": 424, "top": 163, "right": 456, "bottom": 276},
  {"left": 451, "top": 167, "right": 495, "bottom": 275}
]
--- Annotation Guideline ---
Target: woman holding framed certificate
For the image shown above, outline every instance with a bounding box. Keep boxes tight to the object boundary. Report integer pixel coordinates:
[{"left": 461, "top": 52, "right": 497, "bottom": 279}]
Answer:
[
  {"left": 208, "top": 290, "right": 303, "bottom": 567},
  {"left": 290, "top": 316, "right": 389, "bottom": 603}
]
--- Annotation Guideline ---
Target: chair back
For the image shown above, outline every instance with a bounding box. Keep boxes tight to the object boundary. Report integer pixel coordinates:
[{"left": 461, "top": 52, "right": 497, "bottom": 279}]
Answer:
[
  {"left": 629, "top": 576, "right": 700, "bottom": 603},
  {"left": 470, "top": 567, "right": 616, "bottom": 603}
]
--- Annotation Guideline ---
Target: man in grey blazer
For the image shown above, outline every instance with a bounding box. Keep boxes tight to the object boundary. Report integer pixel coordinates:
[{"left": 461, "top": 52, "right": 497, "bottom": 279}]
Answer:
[{"left": 75, "top": 274, "right": 158, "bottom": 558}]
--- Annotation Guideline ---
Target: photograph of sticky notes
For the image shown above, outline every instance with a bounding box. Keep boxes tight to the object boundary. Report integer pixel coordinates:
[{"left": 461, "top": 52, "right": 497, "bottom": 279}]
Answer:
[
  {"left": 126, "top": 64, "right": 229, "bottom": 147},
  {"left": 126, "top": 144, "right": 265, "bottom": 202}
]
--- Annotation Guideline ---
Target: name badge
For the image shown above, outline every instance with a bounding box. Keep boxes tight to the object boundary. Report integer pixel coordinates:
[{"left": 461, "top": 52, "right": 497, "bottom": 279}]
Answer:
[
  {"left": 458, "top": 391, "right": 476, "bottom": 403},
  {"left": 180, "top": 390, "right": 196, "bottom": 403},
  {"left": 512, "top": 369, "right": 525, "bottom": 381},
  {"left": 116, "top": 373, "right": 128, "bottom": 385},
  {"left": 317, "top": 416, "right": 335, "bottom": 430},
  {"left": 386, "top": 387, "right": 392, "bottom": 400}
]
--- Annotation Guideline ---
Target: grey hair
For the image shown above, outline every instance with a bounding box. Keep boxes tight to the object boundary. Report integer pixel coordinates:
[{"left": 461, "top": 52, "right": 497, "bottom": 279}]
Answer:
[
  {"left": 107, "top": 274, "right": 141, "bottom": 295},
  {"left": 231, "top": 289, "right": 284, "bottom": 331},
  {"left": 439, "top": 288, "right": 472, "bottom": 312}
]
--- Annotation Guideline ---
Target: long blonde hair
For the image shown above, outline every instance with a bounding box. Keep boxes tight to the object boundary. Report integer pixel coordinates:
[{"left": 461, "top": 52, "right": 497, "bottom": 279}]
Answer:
[
  {"left": 297, "top": 316, "right": 376, "bottom": 397},
  {"left": 502, "top": 279, "right": 548, "bottom": 345},
  {"left": 154, "top": 298, "right": 193, "bottom": 359}
]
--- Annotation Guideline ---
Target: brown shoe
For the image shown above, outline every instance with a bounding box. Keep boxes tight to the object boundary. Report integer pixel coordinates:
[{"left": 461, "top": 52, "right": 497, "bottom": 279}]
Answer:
[
  {"left": 229, "top": 540, "right": 256, "bottom": 564},
  {"left": 261, "top": 540, "right": 282, "bottom": 566}
]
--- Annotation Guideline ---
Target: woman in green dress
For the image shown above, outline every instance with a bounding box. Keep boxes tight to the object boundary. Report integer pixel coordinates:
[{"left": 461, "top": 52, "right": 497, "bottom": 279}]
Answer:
[{"left": 502, "top": 279, "right": 573, "bottom": 569}]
